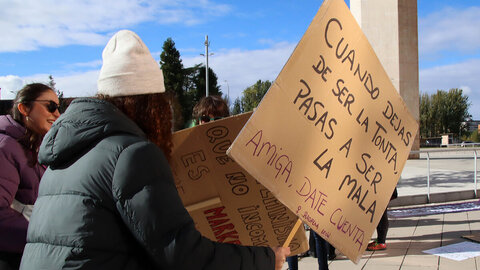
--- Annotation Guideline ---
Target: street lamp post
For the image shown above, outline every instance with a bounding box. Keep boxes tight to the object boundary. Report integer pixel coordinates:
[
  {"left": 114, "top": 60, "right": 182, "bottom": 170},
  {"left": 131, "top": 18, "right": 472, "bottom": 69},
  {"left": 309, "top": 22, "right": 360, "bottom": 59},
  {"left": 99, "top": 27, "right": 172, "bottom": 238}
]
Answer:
[
  {"left": 205, "top": 35, "right": 209, "bottom": 97},
  {"left": 201, "top": 36, "right": 213, "bottom": 97}
]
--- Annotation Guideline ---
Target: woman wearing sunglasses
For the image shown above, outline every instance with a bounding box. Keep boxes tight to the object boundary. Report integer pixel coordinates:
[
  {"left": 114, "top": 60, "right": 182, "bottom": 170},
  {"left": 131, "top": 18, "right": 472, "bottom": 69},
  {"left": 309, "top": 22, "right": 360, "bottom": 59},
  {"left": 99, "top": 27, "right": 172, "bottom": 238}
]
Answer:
[
  {"left": 0, "top": 83, "right": 60, "bottom": 269},
  {"left": 192, "top": 95, "right": 230, "bottom": 125}
]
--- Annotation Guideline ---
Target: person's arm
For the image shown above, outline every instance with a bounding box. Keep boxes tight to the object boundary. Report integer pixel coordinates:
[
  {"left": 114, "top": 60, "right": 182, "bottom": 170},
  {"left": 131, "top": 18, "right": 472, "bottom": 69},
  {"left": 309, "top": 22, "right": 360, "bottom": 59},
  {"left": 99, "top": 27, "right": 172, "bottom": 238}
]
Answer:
[
  {"left": 0, "top": 137, "right": 22, "bottom": 208},
  {"left": 112, "top": 141, "right": 278, "bottom": 270},
  {"left": 0, "top": 136, "right": 29, "bottom": 253}
]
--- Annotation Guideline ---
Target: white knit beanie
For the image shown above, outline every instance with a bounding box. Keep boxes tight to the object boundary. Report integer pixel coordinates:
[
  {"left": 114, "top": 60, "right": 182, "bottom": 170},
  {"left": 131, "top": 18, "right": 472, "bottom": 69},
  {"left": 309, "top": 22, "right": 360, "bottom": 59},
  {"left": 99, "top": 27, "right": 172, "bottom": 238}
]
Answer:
[{"left": 97, "top": 30, "right": 165, "bottom": 97}]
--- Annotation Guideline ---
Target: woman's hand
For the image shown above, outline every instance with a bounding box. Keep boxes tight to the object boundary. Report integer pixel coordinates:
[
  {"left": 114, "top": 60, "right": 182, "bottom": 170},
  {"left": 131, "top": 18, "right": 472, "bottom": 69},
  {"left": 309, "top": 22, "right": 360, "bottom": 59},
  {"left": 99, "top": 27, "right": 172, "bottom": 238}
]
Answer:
[{"left": 271, "top": 246, "right": 291, "bottom": 270}]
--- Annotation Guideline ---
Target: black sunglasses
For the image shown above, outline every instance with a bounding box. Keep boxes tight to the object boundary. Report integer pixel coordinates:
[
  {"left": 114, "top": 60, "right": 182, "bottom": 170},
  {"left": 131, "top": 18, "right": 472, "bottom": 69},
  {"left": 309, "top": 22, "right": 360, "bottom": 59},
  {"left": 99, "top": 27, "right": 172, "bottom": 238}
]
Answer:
[
  {"left": 32, "top": 100, "right": 60, "bottom": 113},
  {"left": 199, "top": 115, "right": 223, "bottom": 123}
]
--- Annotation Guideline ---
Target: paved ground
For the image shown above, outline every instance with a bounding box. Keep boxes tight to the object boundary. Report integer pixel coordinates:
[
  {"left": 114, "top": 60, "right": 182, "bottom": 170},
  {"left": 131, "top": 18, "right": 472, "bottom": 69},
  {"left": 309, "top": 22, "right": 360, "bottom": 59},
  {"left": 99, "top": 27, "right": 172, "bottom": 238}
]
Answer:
[
  {"left": 284, "top": 208, "right": 480, "bottom": 269},
  {"left": 282, "top": 148, "right": 480, "bottom": 269}
]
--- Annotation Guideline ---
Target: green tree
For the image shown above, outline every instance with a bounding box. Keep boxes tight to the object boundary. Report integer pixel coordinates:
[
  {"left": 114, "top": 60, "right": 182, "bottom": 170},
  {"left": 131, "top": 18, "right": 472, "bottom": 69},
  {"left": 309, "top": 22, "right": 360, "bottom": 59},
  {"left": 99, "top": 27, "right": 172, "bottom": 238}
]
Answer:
[
  {"left": 160, "top": 38, "right": 185, "bottom": 130},
  {"left": 194, "top": 64, "right": 222, "bottom": 99},
  {"left": 237, "top": 80, "right": 271, "bottom": 113},
  {"left": 467, "top": 129, "right": 480, "bottom": 142},
  {"left": 420, "top": 88, "right": 470, "bottom": 138},
  {"left": 182, "top": 64, "right": 222, "bottom": 122},
  {"left": 231, "top": 98, "right": 242, "bottom": 115},
  {"left": 157, "top": 37, "right": 223, "bottom": 129},
  {"left": 419, "top": 92, "right": 431, "bottom": 137},
  {"left": 160, "top": 38, "right": 184, "bottom": 98},
  {"left": 182, "top": 64, "right": 202, "bottom": 123},
  {"left": 444, "top": 88, "right": 470, "bottom": 135}
]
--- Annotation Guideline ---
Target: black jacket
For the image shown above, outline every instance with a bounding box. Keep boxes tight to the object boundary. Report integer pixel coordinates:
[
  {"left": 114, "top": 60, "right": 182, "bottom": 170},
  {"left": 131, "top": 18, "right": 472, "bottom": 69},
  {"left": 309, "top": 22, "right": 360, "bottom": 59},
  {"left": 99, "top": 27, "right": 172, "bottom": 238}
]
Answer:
[{"left": 20, "top": 98, "right": 274, "bottom": 270}]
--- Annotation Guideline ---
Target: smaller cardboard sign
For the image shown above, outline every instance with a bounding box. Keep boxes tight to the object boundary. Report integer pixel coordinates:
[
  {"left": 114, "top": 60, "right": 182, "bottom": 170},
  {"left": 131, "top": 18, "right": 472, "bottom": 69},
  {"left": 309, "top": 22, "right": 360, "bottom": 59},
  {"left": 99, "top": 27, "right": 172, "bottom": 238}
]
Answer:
[
  {"left": 227, "top": 0, "right": 418, "bottom": 263},
  {"left": 170, "top": 112, "right": 309, "bottom": 254}
]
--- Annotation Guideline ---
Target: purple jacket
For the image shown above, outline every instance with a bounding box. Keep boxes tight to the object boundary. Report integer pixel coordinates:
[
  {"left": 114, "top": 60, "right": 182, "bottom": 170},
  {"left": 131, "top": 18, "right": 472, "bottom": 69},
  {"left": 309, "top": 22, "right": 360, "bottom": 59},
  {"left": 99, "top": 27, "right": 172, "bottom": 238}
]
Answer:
[{"left": 0, "top": 115, "right": 45, "bottom": 253}]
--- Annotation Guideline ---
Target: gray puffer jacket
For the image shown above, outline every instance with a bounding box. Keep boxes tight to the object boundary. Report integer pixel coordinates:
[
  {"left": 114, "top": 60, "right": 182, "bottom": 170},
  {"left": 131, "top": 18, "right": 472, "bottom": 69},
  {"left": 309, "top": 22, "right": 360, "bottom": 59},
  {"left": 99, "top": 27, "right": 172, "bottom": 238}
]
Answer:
[{"left": 20, "top": 98, "right": 274, "bottom": 270}]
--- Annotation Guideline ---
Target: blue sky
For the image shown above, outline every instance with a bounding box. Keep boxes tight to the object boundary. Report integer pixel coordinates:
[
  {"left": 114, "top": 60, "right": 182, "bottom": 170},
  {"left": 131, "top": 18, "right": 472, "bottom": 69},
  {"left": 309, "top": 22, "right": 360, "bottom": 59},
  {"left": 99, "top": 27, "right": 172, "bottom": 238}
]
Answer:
[{"left": 1, "top": 0, "right": 479, "bottom": 118}]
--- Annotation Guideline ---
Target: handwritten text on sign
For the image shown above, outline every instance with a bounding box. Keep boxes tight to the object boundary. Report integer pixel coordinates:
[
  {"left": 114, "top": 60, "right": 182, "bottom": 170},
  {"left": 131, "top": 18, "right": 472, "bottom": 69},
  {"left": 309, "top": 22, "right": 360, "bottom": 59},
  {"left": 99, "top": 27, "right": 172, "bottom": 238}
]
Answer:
[
  {"left": 227, "top": 0, "right": 417, "bottom": 263},
  {"left": 170, "top": 113, "right": 309, "bottom": 255}
]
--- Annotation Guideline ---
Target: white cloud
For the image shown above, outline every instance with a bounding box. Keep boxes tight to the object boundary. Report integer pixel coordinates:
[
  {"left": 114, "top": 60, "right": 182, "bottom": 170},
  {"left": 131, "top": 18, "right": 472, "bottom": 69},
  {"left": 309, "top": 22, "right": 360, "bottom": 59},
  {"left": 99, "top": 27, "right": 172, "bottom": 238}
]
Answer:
[
  {"left": 420, "top": 59, "right": 480, "bottom": 93},
  {"left": 1, "top": 41, "right": 295, "bottom": 101},
  {"left": 5, "top": 38, "right": 477, "bottom": 121},
  {"left": 54, "top": 71, "right": 99, "bottom": 98},
  {"left": 460, "top": 85, "right": 472, "bottom": 95},
  {"left": 182, "top": 43, "right": 296, "bottom": 101},
  {"left": 258, "top": 39, "right": 278, "bottom": 46},
  {"left": 0, "top": 75, "right": 24, "bottom": 99},
  {"left": 0, "top": 70, "right": 98, "bottom": 100},
  {"left": 420, "top": 58, "right": 480, "bottom": 119},
  {"left": 67, "top": 60, "right": 103, "bottom": 69},
  {"left": 0, "top": 0, "right": 231, "bottom": 52},
  {"left": 419, "top": 6, "right": 480, "bottom": 56}
]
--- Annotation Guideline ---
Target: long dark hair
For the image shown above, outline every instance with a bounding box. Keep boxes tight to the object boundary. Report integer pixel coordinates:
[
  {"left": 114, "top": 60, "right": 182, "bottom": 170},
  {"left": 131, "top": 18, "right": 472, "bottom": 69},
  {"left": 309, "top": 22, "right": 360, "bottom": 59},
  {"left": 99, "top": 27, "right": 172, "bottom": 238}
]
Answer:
[
  {"left": 11, "top": 83, "right": 53, "bottom": 166},
  {"left": 97, "top": 93, "right": 173, "bottom": 161}
]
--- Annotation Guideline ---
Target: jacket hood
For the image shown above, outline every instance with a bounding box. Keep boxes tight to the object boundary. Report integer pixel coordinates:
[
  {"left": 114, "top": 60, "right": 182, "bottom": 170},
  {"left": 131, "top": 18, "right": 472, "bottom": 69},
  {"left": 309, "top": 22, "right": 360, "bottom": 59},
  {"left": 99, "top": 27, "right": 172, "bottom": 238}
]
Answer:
[
  {"left": 39, "top": 98, "right": 145, "bottom": 167},
  {"left": 0, "top": 114, "right": 25, "bottom": 140}
]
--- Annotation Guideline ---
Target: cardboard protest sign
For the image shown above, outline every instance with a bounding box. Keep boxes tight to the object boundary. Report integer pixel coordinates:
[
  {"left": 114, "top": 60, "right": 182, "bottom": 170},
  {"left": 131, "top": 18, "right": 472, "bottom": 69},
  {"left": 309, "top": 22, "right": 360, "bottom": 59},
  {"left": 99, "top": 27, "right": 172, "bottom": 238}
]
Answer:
[
  {"left": 227, "top": 0, "right": 418, "bottom": 263},
  {"left": 170, "top": 112, "right": 309, "bottom": 255}
]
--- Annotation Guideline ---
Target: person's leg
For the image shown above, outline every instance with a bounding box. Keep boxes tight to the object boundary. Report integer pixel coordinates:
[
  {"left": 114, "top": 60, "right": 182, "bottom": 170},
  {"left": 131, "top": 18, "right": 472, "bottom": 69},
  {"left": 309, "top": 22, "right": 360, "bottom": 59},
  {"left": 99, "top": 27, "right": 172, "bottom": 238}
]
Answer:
[
  {"left": 313, "top": 232, "right": 329, "bottom": 270},
  {"left": 367, "top": 209, "right": 389, "bottom": 251},
  {"left": 286, "top": 255, "right": 298, "bottom": 270},
  {"left": 376, "top": 209, "right": 389, "bottom": 243},
  {"left": 328, "top": 242, "right": 336, "bottom": 260},
  {"left": 309, "top": 230, "right": 317, "bottom": 258}
]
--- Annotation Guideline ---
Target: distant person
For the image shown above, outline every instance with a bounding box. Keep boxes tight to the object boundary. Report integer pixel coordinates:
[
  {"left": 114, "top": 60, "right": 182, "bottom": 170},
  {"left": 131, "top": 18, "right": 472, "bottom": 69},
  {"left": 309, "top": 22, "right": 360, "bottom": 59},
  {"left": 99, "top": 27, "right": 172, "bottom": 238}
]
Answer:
[
  {"left": 367, "top": 187, "right": 398, "bottom": 251},
  {"left": 0, "top": 83, "right": 60, "bottom": 269},
  {"left": 192, "top": 95, "right": 230, "bottom": 125},
  {"left": 20, "top": 30, "right": 289, "bottom": 270},
  {"left": 286, "top": 229, "right": 332, "bottom": 270},
  {"left": 306, "top": 229, "right": 336, "bottom": 261}
]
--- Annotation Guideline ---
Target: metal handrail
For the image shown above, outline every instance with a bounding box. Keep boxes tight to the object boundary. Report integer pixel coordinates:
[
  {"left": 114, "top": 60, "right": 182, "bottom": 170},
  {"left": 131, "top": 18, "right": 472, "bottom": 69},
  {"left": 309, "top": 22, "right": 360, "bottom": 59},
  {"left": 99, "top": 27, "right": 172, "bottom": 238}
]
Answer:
[{"left": 409, "top": 147, "right": 480, "bottom": 203}]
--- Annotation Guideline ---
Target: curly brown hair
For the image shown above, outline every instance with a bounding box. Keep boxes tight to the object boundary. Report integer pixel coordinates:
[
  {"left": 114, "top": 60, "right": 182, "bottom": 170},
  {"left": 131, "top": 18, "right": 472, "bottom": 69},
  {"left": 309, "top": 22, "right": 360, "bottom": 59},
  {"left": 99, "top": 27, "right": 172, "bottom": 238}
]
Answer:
[
  {"left": 192, "top": 95, "right": 230, "bottom": 123},
  {"left": 97, "top": 93, "right": 173, "bottom": 161}
]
